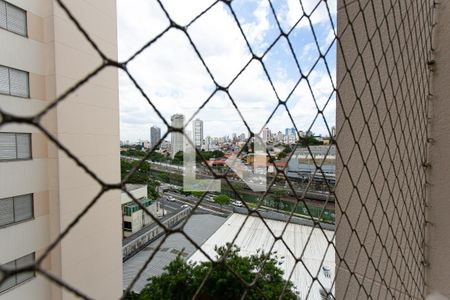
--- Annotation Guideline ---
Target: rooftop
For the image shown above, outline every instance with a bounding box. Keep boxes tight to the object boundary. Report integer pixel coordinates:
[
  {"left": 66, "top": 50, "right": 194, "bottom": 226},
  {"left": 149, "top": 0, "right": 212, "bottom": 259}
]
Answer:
[
  {"left": 123, "top": 214, "right": 227, "bottom": 293},
  {"left": 124, "top": 183, "right": 147, "bottom": 192},
  {"left": 189, "top": 213, "right": 335, "bottom": 300}
]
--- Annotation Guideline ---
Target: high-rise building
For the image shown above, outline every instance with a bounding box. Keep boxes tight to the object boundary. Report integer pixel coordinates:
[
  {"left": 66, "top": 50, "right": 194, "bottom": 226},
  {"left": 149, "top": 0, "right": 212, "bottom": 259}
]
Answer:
[
  {"left": 150, "top": 126, "right": 161, "bottom": 149},
  {"left": 277, "top": 131, "right": 284, "bottom": 143},
  {"left": 171, "top": 114, "right": 184, "bottom": 158},
  {"left": 0, "top": 1, "right": 121, "bottom": 299},
  {"left": 262, "top": 127, "right": 271, "bottom": 143},
  {"left": 193, "top": 119, "right": 203, "bottom": 149},
  {"left": 239, "top": 133, "right": 246, "bottom": 141},
  {"left": 205, "top": 136, "right": 211, "bottom": 151}
]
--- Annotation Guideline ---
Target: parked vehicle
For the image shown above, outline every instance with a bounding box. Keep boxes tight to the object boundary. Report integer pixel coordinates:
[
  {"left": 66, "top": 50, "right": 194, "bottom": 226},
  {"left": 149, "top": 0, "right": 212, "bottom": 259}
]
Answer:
[{"left": 232, "top": 200, "right": 243, "bottom": 207}]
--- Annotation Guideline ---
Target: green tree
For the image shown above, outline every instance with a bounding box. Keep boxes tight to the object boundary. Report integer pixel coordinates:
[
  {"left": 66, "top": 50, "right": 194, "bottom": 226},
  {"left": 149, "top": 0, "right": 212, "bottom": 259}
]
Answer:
[
  {"left": 121, "top": 159, "right": 150, "bottom": 184},
  {"left": 276, "top": 144, "right": 292, "bottom": 160},
  {"left": 298, "top": 132, "right": 321, "bottom": 146},
  {"left": 121, "top": 159, "right": 159, "bottom": 199},
  {"left": 157, "top": 171, "right": 170, "bottom": 183},
  {"left": 126, "top": 244, "right": 297, "bottom": 300},
  {"left": 273, "top": 189, "right": 288, "bottom": 211},
  {"left": 213, "top": 194, "right": 230, "bottom": 208},
  {"left": 211, "top": 150, "right": 224, "bottom": 158},
  {"left": 191, "top": 191, "right": 205, "bottom": 198},
  {"left": 147, "top": 178, "right": 160, "bottom": 199},
  {"left": 172, "top": 151, "right": 184, "bottom": 165}
]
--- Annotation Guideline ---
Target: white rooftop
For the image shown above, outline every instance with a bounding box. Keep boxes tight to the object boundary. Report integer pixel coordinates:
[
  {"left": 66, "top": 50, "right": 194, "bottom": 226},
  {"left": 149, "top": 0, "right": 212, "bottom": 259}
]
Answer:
[{"left": 189, "top": 213, "right": 335, "bottom": 300}]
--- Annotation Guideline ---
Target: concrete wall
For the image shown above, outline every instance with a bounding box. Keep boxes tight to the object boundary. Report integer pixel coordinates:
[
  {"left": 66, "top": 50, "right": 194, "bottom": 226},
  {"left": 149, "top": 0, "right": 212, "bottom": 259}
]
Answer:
[
  {"left": 427, "top": 0, "right": 450, "bottom": 297},
  {"left": 121, "top": 185, "right": 147, "bottom": 205},
  {"left": 0, "top": 0, "right": 55, "bottom": 299},
  {"left": 49, "top": 0, "right": 122, "bottom": 299},
  {"left": 122, "top": 208, "right": 191, "bottom": 261},
  {"left": 336, "top": 0, "right": 430, "bottom": 298},
  {"left": 0, "top": 0, "right": 121, "bottom": 299}
]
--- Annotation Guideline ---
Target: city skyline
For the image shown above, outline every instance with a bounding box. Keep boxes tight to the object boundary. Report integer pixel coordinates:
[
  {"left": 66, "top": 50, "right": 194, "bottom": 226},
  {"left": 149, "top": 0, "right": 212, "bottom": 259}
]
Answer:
[
  {"left": 123, "top": 119, "right": 335, "bottom": 146},
  {"left": 118, "top": 0, "right": 337, "bottom": 142},
  {"left": 125, "top": 119, "right": 333, "bottom": 144}
]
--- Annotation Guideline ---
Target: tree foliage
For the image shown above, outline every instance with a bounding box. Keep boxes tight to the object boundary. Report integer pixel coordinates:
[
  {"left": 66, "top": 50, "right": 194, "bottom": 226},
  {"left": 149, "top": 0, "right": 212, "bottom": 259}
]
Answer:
[
  {"left": 121, "top": 148, "right": 168, "bottom": 162},
  {"left": 272, "top": 189, "right": 288, "bottom": 211},
  {"left": 298, "top": 133, "right": 321, "bottom": 146},
  {"left": 125, "top": 244, "right": 297, "bottom": 300},
  {"left": 121, "top": 159, "right": 159, "bottom": 199},
  {"left": 276, "top": 145, "right": 292, "bottom": 160},
  {"left": 172, "top": 151, "right": 184, "bottom": 165},
  {"left": 196, "top": 150, "right": 225, "bottom": 162},
  {"left": 213, "top": 194, "right": 230, "bottom": 207}
]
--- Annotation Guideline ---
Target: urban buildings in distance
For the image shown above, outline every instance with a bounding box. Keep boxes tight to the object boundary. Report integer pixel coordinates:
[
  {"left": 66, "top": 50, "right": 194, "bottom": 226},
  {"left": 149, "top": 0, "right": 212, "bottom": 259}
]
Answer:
[
  {"left": 0, "top": 0, "right": 122, "bottom": 299},
  {"left": 193, "top": 119, "right": 203, "bottom": 150},
  {"left": 150, "top": 125, "right": 161, "bottom": 149},
  {"left": 171, "top": 114, "right": 185, "bottom": 158}
]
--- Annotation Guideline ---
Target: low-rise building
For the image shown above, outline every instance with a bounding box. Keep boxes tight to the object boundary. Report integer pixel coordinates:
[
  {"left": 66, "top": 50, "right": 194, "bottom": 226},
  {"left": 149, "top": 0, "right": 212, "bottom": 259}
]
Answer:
[{"left": 121, "top": 184, "right": 160, "bottom": 238}]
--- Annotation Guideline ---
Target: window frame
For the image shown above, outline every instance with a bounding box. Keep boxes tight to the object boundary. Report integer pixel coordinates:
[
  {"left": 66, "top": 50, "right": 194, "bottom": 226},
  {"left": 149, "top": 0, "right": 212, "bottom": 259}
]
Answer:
[
  {"left": 0, "top": 253, "right": 35, "bottom": 294},
  {"left": 0, "top": 193, "right": 34, "bottom": 229},
  {"left": 0, "top": 65, "right": 30, "bottom": 99},
  {"left": 0, "top": 132, "right": 32, "bottom": 162},
  {"left": 123, "top": 221, "right": 132, "bottom": 231},
  {"left": 0, "top": 0, "right": 27, "bottom": 37}
]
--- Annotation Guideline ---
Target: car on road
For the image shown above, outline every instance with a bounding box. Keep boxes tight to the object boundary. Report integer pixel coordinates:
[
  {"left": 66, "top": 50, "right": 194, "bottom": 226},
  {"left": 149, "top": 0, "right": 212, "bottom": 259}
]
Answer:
[
  {"left": 231, "top": 200, "right": 243, "bottom": 207},
  {"left": 181, "top": 204, "right": 190, "bottom": 208},
  {"left": 167, "top": 196, "right": 176, "bottom": 202}
]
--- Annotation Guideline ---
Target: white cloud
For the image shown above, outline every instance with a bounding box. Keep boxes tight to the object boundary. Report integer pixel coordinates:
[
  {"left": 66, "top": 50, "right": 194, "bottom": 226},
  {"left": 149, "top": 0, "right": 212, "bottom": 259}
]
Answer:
[
  {"left": 118, "top": 0, "right": 336, "bottom": 142},
  {"left": 275, "top": 0, "right": 337, "bottom": 32}
]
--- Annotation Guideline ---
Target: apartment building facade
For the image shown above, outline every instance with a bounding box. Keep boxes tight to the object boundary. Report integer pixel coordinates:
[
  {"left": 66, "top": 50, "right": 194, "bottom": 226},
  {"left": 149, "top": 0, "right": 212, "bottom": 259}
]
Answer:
[
  {"left": 170, "top": 113, "right": 184, "bottom": 158},
  {"left": 0, "top": 0, "right": 121, "bottom": 299},
  {"left": 149, "top": 125, "right": 161, "bottom": 150},
  {"left": 193, "top": 118, "right": 203, "bottom": 150}
]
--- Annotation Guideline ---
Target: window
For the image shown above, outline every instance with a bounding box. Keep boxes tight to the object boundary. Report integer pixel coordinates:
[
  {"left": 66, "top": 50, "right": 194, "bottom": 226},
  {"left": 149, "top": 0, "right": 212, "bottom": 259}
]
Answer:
[
  {"left": 0, "top": 194, "right": 33, "bottom": 227},
  {"left": 0, "top": 133, "right": 31, "bottom": 161},
  {"left": 0, "top": 1, "right": 27, "bottom": 36},
  {"left": 0, "top": 253, "right": 35, "bottom": 293},
  {"left": 0, "top": 66, "right": 29, "bottom": 97},
  {"left": 123, "top": 221, "right": 132, "bottom": 231}
]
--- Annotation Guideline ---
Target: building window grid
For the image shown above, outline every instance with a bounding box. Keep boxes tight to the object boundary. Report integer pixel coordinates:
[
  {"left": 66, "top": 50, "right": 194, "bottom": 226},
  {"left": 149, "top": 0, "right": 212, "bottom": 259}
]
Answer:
[
  {"left": 0, "top": 65, "right": 30, "bottom": 98},
  {"left": 0, "top": 132, "right": 32, "bottom": 161},
  {"left": 0, "top": 194, "right": 34, "bottom": 228},
  {"left": 0, "top": 253, "right": 35, "bottom": 293},
  {"left": 0, "top": 0, "right": 27, "bottom": 37},
  {"left": 123, "top": 198, "right": 152, "bottom": 216}
]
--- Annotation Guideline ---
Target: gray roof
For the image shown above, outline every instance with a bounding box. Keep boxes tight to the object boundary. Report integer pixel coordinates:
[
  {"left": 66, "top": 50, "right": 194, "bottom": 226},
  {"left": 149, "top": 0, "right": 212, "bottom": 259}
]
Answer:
[
  {"left": 123, "top": 214, "right": 227, "bottom": 293},
  {"left": 124, "top": 183, "right": 147, "bottom": 192},
  {"left": 190, "top": 214, "right": 335, "bottom": 300}
]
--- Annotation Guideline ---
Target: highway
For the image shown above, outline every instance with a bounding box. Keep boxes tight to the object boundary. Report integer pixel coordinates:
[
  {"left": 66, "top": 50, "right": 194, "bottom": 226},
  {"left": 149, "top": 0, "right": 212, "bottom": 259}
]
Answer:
[{"left": 122, "top": 155, "right": 335, "bottom": 208}]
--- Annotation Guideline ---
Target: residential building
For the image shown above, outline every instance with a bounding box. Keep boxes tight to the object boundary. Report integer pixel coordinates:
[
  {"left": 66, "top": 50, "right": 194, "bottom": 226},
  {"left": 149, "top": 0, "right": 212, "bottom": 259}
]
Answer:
[
  {"left": 275, "top": 131, "right": 283, "bottom": 143},
  {"left": 121, "top": 184, "right": 160, "bottom": 238},
  {"left": 287, "top": 146, "right": 336, "bottom": 178},
  {"left": 193, "top": 119, "right": 203, "bottom": 150},
  {"left": 150, "top": 126, "right": 161, "bottom": 149},
  {"left": 204, "top": 136, "right": 211, "bottom": 151},
  {"left": 0, "top": 1, "right": 122, "bottom": 299},
  {"left": 262, "top": 127, "right": 271, "bottom": 143},
  {"left": 170, "top": 114, "right": 184, "bottom": 158}
]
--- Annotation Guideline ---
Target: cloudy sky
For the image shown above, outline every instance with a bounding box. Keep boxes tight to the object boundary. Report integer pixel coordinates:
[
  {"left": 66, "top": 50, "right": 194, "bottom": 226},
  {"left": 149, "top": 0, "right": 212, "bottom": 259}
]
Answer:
[{"left": 117, "top": 0, "right": 336, "bottom": 142}]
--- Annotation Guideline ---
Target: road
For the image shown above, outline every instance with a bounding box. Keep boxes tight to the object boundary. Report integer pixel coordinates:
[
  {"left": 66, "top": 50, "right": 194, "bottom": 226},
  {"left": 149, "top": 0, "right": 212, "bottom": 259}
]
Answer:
[
  {"left": 158, "top": 192, "right": 233, "bottom": 217},
  {"left": 122, "top": 155, "right": 336, "bottom": 206}
]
